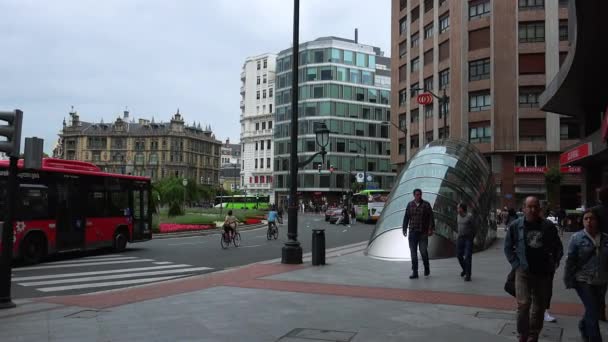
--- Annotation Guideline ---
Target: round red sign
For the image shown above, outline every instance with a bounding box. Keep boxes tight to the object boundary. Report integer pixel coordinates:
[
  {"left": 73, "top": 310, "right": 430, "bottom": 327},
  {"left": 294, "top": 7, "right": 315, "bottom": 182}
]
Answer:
[{"left": 417, "top": 93, "right": 433, "bottom": 105}]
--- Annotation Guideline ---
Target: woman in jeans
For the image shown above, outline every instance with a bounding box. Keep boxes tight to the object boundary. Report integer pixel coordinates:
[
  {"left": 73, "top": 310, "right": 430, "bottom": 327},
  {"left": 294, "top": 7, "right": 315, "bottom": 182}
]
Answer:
[{"left": 564, "top": 209, "right": 608, "bottom": 342}]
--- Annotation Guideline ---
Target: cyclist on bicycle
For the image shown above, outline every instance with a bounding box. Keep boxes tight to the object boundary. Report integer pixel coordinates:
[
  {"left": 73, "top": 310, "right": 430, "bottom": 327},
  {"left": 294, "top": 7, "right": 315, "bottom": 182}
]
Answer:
[
  {"left": 268, "top": 205, "right": 279, "bottom": 232},
  {"left": 223, "top": 210, "right": 239, "bottom": 239}
]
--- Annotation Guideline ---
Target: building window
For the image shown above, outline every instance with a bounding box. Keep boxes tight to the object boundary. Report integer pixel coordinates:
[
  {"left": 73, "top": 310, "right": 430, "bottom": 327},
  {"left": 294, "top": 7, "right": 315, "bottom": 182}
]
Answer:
[
  {"left": 256, "top": 91, "right": 260, "bottom": 99},
  {"left": 399, "top": 114, "right": 407, "bottom": 130},
  {"left": 267, "top": 140, "right": 271, "bottom": 149},
  {"left": 439, "top": 98, "right": 450, "bottom": 119},
  {"left": 469, "top": 125, "right": 492, "bottom": 143},
  {"left": 439, "top": 68, "right": 450, "bottom": 89},
  {"left": 410, "top": 135, "right": 419, "bottom": 148},
  {"left": 424, "top": 76, "right": 433, "bottom": 91},
  {"left": 439, "top": 0, "right": 447, "bottom": 6},
  {"left": 399, "top": 65, "right": 407, "bottom": 82},
  {"left": 559, "top": 0, "right": 568, "bottom": 7},
  {"left": 263, "top": 90, "right": 267, "bottom": 98},
  {"left": 257, "top": 76, "right": 261, "bottom": 85},
  {"left": 257, "top": 61, "right": 261, "bottom": 70},
  {"left": 519, "top": 53, "right": 545, "bottom": 74},
  {"left": 260, "top": 140, "right": 264, "bottom": 150},
  {"left": 515, "top": 154, "right": 546, "bottom": 167},
  {"left": 519, "top": 86, "right": 544, "bottom": 107},
  {"left": 424, "top": 23, "right": 434, "bottom": 39},
  {"left": 423, "top": 49, "right": 433, "bottom": 65},
  {"left": 260, "top": 158, "right": 264, "bottom": 168},
  {"left": 411, "top": 32, "right": 420, "bottom": 48},
  {"left": 469, "top": 0, "right": 491, "bottom": 20},
  {"left": 255, "top": 159, "right": 258, "bottom": 168},
  {"left": 469, "top": 58, "right": 490, "bottom": 81},
  {"left": 267, "top": 158, "right": 271, "bottom": 168},
  {"left": 411, "top": 57, "right": 420, "bottom": 73},
  {"left": 263, "top": 75, "right": 267, "bottom": 83},
  {"left": 255, "top": 142, "right": 258, "bottom": 151},
  {"left": 424, "top": 0, "right": 434, "bottom": 12},
  {"left": 410, "top": 82, "right": 420, "bottom": 98},
  {"left": 519, "top": 21, "right": 545, "bottom": 43},
  {"left": 439, "top": 14, "right": 450, "bottom": 34},
  {"left": 519, "top": 0, "right": 543, "bottom": 10},
  {"left": 469, "top": 91, "right": 491, "bottom": 111},
  {"left": 424, "top": 104, "right": 434, "bottom": 118},
  {"left": 410, "top": 108, "right": 419, "bottom": 123},
  {"left": 256, "top": 122, "right": 260, "bottom": 130},
  {"left": 426, "top": 131, "right": 433, "bottom": 143},
  {"left": 399, "top": 41, "right": 407, "bottom": 59},
  {"left": 263, "top": 59, "right": 267, "bottom": 68},
  {"left": 400, "top": 0, "right": 407, "bottom": 11},
  {"left": 560, "top": 121, "right": 580, "bottom": 140},
  {"left": 399, "top": 17, "right": 407, "bottom": 36},
  {"left": 269, "top": 104, "right": 273, "bottom": 113},
  {"left": 411, "top": 6, "right": 420, "bottom": 22},
  {"left": 519, "top": 119, "right": 546, "bottom": 141},
  {"left": 268, "top": 121, "right": 273, "bottom": 129},
  {"left": 399, "top": 89, "right": 407, "bottom": 106},
  {"left": 559, "top": 20, "right": 568, "bottom": 41}
]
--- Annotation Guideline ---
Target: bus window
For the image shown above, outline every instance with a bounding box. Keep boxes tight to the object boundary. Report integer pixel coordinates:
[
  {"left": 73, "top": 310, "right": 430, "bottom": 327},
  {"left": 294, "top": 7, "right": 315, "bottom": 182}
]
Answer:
[
  {"left": 18, "top": 185, "right": 49, "bottom": 220},
  {"left": 87, "top": 191, "right": 106, "bottom": 217},
  {"left": 108, "top": 191, "right": 128, "bottom": 217},
  {"left": 133, "top": 190, "right": 142, "bottom": 219}
]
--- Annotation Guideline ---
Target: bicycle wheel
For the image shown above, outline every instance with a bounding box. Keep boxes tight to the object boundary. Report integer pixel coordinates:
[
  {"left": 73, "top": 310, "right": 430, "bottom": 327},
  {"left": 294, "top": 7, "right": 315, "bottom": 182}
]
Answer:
[
  {"left": 233, "top": 232, "right": 241, "bottom": 247},
  {"left": 266, "top": 228, "right": 272, "bottom": 240},
  {"left": 273, "top": 227, "right": 278, "bottom": 240},
  {"left": 220, "top": 233, "right": 229, "bottom": 249}
]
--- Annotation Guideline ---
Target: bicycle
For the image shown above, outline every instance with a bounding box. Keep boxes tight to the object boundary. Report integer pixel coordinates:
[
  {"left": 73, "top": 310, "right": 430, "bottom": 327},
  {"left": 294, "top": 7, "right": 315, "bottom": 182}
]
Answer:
[
  {"left": 220, "top": 229, "right": 241, "bottom": 249},
  {"left": 267, "top": 221, "right": 278, "bottom": 240}
]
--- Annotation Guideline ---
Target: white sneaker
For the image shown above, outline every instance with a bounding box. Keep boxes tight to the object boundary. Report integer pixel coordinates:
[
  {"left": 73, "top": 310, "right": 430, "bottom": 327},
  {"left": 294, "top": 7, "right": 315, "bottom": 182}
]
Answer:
[{"left": 544, "top": 311, "right": 557, "bottom": 322}]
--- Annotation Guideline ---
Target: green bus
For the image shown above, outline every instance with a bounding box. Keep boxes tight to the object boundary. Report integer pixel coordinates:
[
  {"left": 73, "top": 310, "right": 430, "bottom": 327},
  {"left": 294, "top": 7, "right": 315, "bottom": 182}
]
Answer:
[
  {"left": 214, "top": 195, "right": 270, "bottom": 210},
  {"left": 352, "top": 190, "right": 390, "bottom": 223}
]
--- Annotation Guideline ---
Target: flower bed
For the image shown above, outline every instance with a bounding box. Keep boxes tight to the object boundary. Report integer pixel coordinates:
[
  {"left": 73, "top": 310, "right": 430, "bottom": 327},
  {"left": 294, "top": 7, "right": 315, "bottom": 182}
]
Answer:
[
  {"left": 244, "top": 218, "right": 262, "bottom": 225},
  {"left": 159, "top": 223, "right": 216, "bottom": 233}
]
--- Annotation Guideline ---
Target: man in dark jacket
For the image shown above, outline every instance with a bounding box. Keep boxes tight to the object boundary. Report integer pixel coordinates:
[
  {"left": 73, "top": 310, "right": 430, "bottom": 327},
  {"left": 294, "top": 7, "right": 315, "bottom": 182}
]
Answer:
[
  {"left": 403, "top": 188, "right": 435, "bottom": 279},
  {"left": 456, "top": 202, "right": 475, "bottom": 281},
  {"left": 504, "top": 196, "right": 564, "bottom": 342}
]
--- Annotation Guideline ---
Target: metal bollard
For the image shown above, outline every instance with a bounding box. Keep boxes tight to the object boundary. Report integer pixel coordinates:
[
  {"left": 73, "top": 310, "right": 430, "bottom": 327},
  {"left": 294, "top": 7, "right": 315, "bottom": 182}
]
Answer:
[{"left": 311, "top": 228, "right": 326, "bottom": 265}]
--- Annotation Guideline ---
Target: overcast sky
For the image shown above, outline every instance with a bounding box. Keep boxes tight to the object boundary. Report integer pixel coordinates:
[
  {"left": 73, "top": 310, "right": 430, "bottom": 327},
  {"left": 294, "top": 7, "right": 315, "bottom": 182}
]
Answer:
[{"left": 0, "top": 0, "right": 390, "bottom": 153}]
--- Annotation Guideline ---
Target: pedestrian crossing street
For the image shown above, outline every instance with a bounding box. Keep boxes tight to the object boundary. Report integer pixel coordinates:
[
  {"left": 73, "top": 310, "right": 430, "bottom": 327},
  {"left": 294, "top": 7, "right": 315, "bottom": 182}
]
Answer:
[{"left": 12, "top": 254, "right": 214, "bottom": 294}]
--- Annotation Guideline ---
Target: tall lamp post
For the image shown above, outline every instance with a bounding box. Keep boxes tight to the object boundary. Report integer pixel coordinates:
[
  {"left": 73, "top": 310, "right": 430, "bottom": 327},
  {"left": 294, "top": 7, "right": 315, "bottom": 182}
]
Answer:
[
  {"left": 410, "top": 87, "right": 449, "bottom": 138},
  {"left": 352, "top": 141, "right": 368, "bottom": 191}
]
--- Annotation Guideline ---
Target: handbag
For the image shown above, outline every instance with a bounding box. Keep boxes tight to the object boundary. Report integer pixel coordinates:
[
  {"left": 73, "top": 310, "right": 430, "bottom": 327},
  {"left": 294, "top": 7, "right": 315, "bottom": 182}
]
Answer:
[{"left": 504, "top": 268, "right": 516, "bottom": 297}]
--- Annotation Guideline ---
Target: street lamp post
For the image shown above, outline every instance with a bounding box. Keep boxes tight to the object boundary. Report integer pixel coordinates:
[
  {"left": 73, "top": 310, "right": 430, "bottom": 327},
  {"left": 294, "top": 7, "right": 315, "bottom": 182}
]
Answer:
[{"left": 352, "top": 141, "right": 368, "bottom": 191}]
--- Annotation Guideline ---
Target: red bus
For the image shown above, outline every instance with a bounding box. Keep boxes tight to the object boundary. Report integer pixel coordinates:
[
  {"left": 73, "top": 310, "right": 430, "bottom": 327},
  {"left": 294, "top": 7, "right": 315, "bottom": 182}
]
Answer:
[{"left": 0, "top": 158, "right": 152, "bottom": 264}]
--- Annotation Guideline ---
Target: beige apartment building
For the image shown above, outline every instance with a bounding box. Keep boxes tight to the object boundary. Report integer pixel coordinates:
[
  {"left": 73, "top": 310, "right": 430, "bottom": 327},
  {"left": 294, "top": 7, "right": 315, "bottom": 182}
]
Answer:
[
  {"left": 55, "top": 108, "right": 221, "bottom": 185},
  {"left": 390, "top": 0, "right": 582, "bottom": 208}
]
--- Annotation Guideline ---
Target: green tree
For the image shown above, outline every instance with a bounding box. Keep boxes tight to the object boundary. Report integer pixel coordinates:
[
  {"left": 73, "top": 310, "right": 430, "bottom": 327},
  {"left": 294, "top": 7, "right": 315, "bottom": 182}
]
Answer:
[
  {"left": 544, "top": 167, "right": 563, "bottom": 209},
  {"left": 153, "top": 177, "right": 205, "bottom": 216},
  {"left": 351, "top": 181, "right": 364, "bottom": 193}
]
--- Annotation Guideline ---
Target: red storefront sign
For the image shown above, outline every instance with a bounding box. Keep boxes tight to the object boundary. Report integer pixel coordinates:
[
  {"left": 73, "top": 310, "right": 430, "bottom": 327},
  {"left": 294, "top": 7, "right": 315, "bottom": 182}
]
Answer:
[
  {"left": 560, "top": 166, "right": 583, "bottom": 174},
  {"left": 514, "top": 167, "right": 548, "bottom": 173},
  {"left": 560, "top": 142, "right": 592, "bottom": 165}
]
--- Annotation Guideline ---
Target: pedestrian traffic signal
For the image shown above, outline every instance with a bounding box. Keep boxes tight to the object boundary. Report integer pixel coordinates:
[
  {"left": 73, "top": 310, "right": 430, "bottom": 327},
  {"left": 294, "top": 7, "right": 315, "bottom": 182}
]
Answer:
[{"left": 0, "top": 110, "right": 23, "bottom": 157}]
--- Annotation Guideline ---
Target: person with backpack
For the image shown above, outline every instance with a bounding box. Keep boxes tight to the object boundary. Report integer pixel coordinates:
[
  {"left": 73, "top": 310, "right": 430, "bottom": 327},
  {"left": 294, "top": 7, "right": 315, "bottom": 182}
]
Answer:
[{"left": 504, "top": 196, "right": 563, "bottom": 342}]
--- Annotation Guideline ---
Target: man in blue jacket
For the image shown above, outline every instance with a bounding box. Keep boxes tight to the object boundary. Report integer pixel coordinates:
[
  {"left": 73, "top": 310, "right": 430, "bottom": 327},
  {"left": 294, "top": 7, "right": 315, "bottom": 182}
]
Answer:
[{"left": 504, "top": 196, "right": 563, "bottom": 342}]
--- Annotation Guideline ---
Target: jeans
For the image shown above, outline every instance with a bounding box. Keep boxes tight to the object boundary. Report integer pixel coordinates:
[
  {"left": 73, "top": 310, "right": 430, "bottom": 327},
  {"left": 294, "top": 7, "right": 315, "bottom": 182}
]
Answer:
[
  {"left": 575, "top": 282, "right": 606, "bottom": 342},
  {"left": 515, "top": 269, "right": 552, "bottom": 340},
  {"left": 408, "top": 231, "right": 429, "bottom": 273},
  {"left": 456, "top": 236, "right": 473, "bottom": 277}
]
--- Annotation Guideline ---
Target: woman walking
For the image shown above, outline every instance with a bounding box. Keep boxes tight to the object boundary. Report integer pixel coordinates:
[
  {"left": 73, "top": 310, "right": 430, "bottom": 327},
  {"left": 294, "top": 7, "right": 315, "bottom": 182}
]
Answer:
[{"left": 564, "top": 209, "right": 608, "bottom": 342}]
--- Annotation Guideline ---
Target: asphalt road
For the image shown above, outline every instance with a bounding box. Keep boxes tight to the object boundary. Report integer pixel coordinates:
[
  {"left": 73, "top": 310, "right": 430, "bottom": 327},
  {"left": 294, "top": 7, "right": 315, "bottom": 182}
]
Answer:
[{"left": 11, "top": 214, "right": 374, "bottom": 299}]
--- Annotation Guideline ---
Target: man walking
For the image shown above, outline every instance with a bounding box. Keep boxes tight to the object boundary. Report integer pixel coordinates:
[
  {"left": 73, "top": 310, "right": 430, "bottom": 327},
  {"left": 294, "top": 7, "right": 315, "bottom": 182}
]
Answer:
[
  {"left": 504, "top": 196, "right": 563, "bottom": 342},
  {"left": 403, "top": 189, "right": 435, "bottom": 279},
  {"left": 456, "top": 202, "right": 475, "bottom": 281}
]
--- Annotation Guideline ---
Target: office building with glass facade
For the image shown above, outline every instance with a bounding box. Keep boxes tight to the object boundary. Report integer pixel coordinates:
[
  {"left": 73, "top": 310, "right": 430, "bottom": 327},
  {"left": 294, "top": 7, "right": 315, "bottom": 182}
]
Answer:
[
  {"left": 273, "top": 36, "right": 396, "bottom": 206},
  {"left": 366, "top": 139, "right": 497, "bottom": 260}
]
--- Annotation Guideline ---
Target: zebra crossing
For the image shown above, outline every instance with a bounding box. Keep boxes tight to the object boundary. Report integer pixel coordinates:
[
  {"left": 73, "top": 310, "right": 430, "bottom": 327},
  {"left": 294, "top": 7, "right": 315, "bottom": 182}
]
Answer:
[{"left": 12, "top": 254, "right": 213, "bottom": 295}]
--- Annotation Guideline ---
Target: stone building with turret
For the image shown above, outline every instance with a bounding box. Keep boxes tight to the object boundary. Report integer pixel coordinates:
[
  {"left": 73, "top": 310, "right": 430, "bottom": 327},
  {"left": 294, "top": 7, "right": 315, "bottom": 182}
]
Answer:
[{"left": 55, "top": 107, "right": 222, "bottom": 185}]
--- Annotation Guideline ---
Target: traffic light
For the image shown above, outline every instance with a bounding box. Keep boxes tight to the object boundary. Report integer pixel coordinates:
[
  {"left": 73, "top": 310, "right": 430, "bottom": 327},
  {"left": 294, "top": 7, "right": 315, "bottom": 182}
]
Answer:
[
  {"left": 318, "top": 164, "right": 322, "bottom": 174},
  {"left": 0, "top": 110, "right": 23, "bottom": 157}
]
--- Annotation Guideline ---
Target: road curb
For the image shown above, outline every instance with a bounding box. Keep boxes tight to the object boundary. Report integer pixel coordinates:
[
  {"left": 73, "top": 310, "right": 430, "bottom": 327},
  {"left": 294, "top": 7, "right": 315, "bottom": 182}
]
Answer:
[{"left": 152, "top": 223, "right": 267, "bottom": 239}]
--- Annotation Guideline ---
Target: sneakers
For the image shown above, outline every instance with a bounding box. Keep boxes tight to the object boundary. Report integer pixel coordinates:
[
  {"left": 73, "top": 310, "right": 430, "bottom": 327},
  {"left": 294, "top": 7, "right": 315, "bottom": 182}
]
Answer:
[
  {"left": 409, "top": 273, "right": 419, "bottom": 279},
  {"left": 544, "top": 311, "right": 557, "bottom": 322}
]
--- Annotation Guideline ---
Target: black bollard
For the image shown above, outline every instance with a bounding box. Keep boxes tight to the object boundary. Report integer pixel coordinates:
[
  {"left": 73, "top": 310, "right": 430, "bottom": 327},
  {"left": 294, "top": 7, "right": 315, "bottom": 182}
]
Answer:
[{"left": 311, "top": 228, "right": 326, "bottom": 265}]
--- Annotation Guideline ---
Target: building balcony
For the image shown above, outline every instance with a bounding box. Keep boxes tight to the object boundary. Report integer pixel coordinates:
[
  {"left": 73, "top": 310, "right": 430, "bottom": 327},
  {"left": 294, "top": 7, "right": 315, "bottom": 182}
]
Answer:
[
  {"left": 240, "top": 85, "right": 245, "bottom": 94},
  {"left": 240, "top": 100, "right": 245, "bottom": 108},
  {"left": 241, "top": 71, "right": 246, "bottom": 80}
]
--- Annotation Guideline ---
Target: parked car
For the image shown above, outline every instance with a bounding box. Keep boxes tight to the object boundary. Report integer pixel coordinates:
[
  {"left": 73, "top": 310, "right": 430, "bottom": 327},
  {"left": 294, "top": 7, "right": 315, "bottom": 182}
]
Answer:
[
  {"left": 325, "top": 207, "right": 339, "bottom": 221},
  {"left": 329, "top": 208, "right": 348, "bottom": 224}
]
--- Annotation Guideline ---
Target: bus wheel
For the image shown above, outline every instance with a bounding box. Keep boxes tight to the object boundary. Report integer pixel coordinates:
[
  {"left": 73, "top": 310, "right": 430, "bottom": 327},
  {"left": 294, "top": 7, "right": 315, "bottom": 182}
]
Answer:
[
  {"left": 21, "top": 234, "right": 46, "bottom": 265},
  {"left": 113, "top": 229, "right": 128, "bottom": 252}
]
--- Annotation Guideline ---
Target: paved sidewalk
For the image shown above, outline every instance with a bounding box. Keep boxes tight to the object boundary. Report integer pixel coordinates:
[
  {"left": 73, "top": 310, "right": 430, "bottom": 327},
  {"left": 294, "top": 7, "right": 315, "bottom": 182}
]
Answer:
[{"left": 0, "top": 231, "right": 604, "bottom": 341}]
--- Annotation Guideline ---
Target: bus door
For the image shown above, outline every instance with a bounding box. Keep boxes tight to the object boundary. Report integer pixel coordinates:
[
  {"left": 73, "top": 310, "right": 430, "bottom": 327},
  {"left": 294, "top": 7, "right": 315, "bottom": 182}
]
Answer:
[
  {"left": 130, "top": 182, "right": 152, "bottom": 241},
  {"left": 55, "top": 177, "right": 86, "bottom": 250}
]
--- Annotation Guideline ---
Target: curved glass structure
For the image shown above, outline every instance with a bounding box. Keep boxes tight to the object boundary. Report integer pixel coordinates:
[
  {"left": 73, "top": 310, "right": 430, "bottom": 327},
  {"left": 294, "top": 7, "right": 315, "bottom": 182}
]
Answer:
[{"left": 366, "top": 139, "right": 497, "bottom": 260}]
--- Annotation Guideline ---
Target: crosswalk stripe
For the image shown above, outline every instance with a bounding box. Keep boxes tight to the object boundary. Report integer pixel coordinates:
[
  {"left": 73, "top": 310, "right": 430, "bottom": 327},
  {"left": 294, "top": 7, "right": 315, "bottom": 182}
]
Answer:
[
  {"left": 19, "top": 266, "right": 213, "bottom": 286},
  {"left": 14, "top": 259, "right": 155, "bottom": 271},
  {"left": 42, "top": 256, "right": 139, "bottom": 265},
  {"left": 153, "top": 261, "right": 173, "bottom": 265},
  {"left": 82, "top": 254, "right": 123, "bottom": 259},
  {"left": 37, "top": 275, "right": 186, "bottom": 292},
  {"left": 12, "top": 264, "right": 191, "bottom": 282}
]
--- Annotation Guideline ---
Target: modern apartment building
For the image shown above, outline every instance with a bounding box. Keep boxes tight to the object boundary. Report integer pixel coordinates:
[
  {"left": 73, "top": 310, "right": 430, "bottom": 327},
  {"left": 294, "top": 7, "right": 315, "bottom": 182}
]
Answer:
[
  {"left": 239, "top": 53, "right": 277, "bottom": 202},
  {"left": 390, "top": 0, "right": 582, "bottom": 209},
  {"left": 56, "top": 108, "right": 221, "bottom": 184},
  {"left": 273, "top": 36, "right": 395, "bottom": 207}
]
